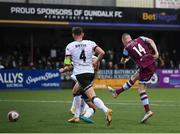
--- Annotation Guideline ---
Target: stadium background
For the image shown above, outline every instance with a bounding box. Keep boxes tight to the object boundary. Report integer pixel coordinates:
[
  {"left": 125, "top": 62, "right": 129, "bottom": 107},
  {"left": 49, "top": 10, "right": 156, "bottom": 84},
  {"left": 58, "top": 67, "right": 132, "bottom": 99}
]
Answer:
[{"left": 0, "top": 0, "right": 180, "bottom": 133}]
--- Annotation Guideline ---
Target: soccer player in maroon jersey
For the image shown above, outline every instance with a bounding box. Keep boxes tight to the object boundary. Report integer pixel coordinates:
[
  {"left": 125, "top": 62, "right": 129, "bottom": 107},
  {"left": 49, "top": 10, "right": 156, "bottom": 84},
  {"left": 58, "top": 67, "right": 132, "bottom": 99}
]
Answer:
[{"left": 108, "top": 33, "right": 159, "bottom": 123}]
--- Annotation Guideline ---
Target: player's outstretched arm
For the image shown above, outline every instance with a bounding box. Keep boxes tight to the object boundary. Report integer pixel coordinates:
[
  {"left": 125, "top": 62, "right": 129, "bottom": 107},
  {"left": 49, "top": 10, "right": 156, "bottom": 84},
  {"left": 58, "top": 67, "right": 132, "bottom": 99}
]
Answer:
[{"left": 146, "top": 38, "right": 159, "bottom": 60}]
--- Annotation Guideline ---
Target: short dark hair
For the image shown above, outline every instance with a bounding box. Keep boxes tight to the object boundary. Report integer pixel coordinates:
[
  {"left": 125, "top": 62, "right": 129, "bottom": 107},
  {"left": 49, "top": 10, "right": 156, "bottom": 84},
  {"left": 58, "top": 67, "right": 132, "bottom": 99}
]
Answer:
[{"left": 72, "top": 27, "right": 83, "bottom": 35}]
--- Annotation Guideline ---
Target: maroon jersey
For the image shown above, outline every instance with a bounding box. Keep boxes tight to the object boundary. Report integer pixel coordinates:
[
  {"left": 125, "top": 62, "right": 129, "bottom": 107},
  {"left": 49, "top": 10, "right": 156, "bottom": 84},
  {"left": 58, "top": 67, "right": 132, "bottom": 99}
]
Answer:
[{"left": 123, "top": 36, "right": 154, "bottom": 68}]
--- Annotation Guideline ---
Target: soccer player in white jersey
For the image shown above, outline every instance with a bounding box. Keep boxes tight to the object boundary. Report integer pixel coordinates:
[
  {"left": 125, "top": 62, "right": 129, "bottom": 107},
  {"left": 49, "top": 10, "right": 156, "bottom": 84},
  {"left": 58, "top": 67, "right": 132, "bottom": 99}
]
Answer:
[
  {"left": 60, "top": 55, "right": 99, "bottom": 124},
  {"left": 63, "top": 27, "right": 112, "bottom": 126}
]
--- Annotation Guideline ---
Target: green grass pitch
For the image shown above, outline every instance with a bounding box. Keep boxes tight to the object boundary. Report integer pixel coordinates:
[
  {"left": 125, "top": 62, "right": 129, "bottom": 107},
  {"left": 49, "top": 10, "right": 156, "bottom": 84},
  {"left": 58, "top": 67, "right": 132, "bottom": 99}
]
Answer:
[{"left": 0, "top": 88, "right": 180, "bottom": 133}]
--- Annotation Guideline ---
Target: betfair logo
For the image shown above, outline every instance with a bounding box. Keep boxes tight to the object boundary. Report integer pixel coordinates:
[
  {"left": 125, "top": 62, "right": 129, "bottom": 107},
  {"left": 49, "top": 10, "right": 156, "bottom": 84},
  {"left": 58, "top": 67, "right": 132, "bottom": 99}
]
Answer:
[
  {"left": 142, "top": 12, "right": 177, "bottom": 22},
  {"left": 142, "top": 12, "right": 156, "bottom": 20}
]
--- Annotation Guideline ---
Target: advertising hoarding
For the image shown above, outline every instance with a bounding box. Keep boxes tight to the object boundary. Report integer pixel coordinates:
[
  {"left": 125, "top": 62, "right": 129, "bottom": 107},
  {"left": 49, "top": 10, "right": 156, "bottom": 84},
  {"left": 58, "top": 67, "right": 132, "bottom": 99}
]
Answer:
[
  {"left": 0, "top": 70, "right": 61, "bottom": 89},
  {"left": 0, "top": 2, "right": 179, "bottom": 29}
]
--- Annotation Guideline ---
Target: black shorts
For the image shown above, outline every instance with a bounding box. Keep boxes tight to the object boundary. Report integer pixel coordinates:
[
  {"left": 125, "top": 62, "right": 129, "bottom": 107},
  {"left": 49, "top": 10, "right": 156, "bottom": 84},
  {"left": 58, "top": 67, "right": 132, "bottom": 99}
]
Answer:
[
  {"left": 75, "top": 73, "right": 95, "bottom": 92},
  {"left": 80, "top": 91, "right": 90, "bottom": 102}
]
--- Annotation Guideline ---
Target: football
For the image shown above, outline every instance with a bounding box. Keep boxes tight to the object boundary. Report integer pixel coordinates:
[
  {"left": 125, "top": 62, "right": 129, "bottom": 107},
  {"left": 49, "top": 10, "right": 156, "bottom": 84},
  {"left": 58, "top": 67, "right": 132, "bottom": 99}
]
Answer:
[{"left": 7, "top": 111, "right": 19, "bottom": 122}]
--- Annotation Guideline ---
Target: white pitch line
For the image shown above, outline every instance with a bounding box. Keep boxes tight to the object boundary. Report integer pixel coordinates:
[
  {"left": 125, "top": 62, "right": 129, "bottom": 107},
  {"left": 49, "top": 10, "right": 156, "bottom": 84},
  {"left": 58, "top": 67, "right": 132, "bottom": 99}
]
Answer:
[
  {"left": 0, "top": 99, "right": 179, "bottom": 107},
  {"left": 107, "top": 102, "right": 180, "bottom": 107},
  {"left": 0, "top": 99, "right": 71, "bottom": 104},
  {"left": 117, "top": 100, "right": 177, "bottom": 103}
]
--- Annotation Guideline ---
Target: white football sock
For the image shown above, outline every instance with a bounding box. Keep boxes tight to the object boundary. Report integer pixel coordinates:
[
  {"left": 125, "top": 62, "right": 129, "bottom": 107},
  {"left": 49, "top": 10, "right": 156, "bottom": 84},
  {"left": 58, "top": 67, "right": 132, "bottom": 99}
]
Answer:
[
  {"left": 83, "top": 108, "right": 94, "bottom": 118},
  {"left": 80, "top": 99, "right": 89, "bottom": 115},
  {"left": 93, "top": 97, "right": 108, "bottom": 113},
  {"left": 71, "top": 96, "right": 76, "bottom": 110},
  {"left": 71, "top": 95, "right": 82, "bottom": 109},
  {"left": 73, "top": 95, "right": 81, "bottom": 118},
  {"left": 83, "top": 103, "right": 89, "bottom": 113},
  {"left": 80, "top": 99, "right": 86, "bottom": 114}
]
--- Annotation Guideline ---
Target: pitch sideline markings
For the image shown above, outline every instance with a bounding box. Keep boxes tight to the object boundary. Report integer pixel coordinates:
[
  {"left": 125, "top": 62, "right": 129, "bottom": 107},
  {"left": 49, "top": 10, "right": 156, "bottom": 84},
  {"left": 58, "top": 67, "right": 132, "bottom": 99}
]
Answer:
[{"left": 0, "top": 99, "right": 179, "bottom": 107}]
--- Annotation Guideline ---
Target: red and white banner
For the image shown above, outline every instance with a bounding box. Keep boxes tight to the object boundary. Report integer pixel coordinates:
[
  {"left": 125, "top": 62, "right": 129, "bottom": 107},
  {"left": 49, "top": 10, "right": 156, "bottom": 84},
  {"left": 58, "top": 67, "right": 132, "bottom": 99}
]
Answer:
[{"left": 156, "top": 0, "right": 180, "bottom": 9}]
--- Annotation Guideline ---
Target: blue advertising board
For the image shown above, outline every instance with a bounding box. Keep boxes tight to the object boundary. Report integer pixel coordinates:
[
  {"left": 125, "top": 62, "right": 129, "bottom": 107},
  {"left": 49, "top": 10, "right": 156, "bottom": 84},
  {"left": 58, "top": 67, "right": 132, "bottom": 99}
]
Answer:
[{"left": 0, "top": 70, "right": 61, "bottom": 89}]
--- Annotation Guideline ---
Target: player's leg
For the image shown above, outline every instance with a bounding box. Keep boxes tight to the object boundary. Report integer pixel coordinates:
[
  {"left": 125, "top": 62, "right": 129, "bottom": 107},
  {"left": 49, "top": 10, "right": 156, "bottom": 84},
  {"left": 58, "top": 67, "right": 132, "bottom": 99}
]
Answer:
[
  {"left": 69, "top": 75, "right": 95, "bottom": 124},
  {"left": 70, "top": 93, "right": 80, "bottom": 114},
  {"left": 69, "top": 83, "right": 94, "bottom": 124},
  {"left": 138, "top": 64, "right": 155, "bottom": 123},
  {"left": 85, "top": 87, "right": 112, "bottom": 126},
  {"left": 138, "top": 83, "right": 153, "bottom": 123},
  {"left": 138, "top": 84, "right": 150, "bottom": 113},
  {"left": 76, "top": 73, "right": 112, "bottom": 126},
  {"left": 68, "top": 82, "right": 81, "bottom": 123},
  {"left": 80, "top": 108, "right": 96, "bottom": 124},
  {"left": 80, "top": 99, "right": 87, "bottom": 115},
  {"left": 83, "top": 101, "right": 96, "bottom": 119},
  {"left": 80, "top": 93, "right": 97, "bottom": 123},
  {"left": 108, "top": 70, "right": 139, "bottom": 98},
  {"left": 70, "top": 74, "right": 80, "bottom": 114}
]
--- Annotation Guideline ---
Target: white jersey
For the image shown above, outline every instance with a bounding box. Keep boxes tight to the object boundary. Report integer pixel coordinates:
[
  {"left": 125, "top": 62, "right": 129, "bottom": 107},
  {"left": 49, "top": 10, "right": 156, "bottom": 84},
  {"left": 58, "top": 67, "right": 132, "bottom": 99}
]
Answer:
[{"left": 65, "top": 40, "right": 97, "bottom": 75}]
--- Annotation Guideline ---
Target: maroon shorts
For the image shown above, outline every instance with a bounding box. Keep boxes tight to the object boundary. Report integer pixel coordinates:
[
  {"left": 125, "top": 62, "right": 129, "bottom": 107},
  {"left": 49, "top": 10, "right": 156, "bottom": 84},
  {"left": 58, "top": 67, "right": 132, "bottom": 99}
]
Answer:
[{"left": 139, "top": 63, "right": 156, "bottom": 83}]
